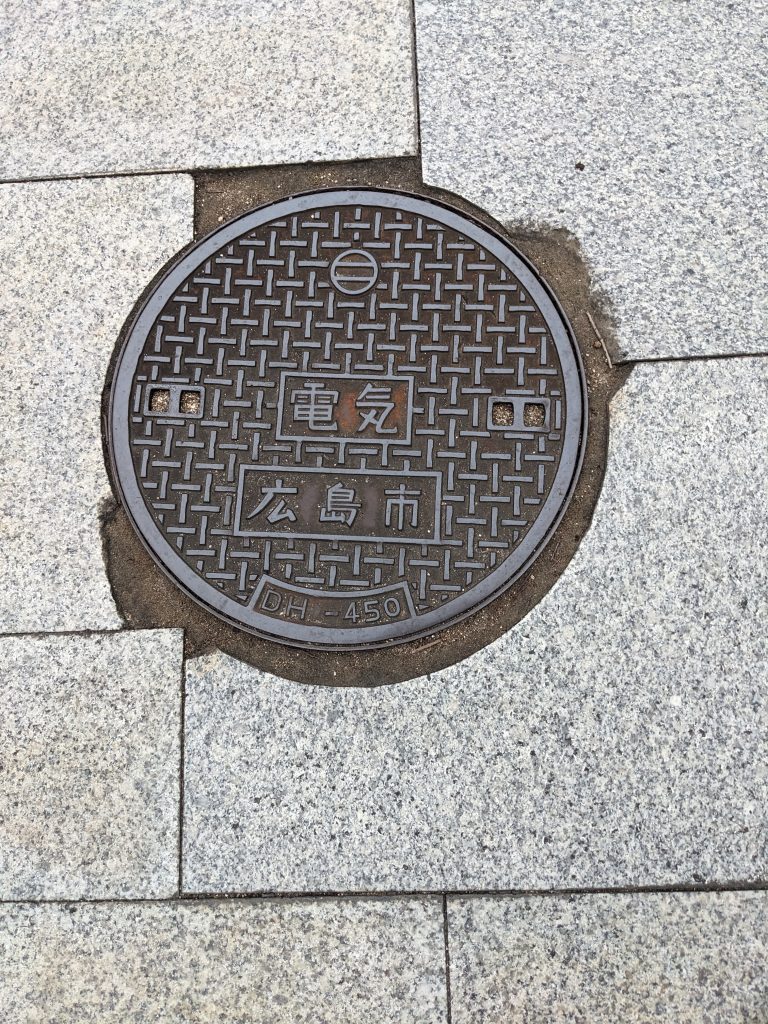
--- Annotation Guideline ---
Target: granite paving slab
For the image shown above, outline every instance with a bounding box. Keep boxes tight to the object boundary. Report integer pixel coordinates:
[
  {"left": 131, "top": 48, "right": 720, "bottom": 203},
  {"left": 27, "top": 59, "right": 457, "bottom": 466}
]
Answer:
[
  {"left": 0, "top": 0, "right": 417, "bottom": 181},
  {"left": 0, "top": 630, "right": 182, "bottom": 900},
  {"left": 0, "top": 175, "right": 192, "bottom": 634},
  {"left": 415, "top": 0, "right": 768, "bottom": 361},
  {"left": 448, "top": 891, "right": 768, "bottom": 1023},
  {"left": 182, "top": 358, "right": 768, "bottom": 893},
  {"left": 0, "top": 898, "right": 447, "bottom": 1023}
]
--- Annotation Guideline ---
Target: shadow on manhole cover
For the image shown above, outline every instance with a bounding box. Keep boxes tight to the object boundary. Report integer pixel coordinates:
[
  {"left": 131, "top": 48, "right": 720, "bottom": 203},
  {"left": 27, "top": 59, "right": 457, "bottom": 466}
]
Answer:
[{"left": 103, "top": 179, "right": 627, "bottom": 685}]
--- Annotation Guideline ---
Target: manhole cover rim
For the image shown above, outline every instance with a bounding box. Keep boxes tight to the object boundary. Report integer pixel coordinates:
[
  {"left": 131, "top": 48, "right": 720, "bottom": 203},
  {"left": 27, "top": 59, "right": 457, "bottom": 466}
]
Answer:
[{"left": 108, "top": 187, "right": 588, "bottom": 650}]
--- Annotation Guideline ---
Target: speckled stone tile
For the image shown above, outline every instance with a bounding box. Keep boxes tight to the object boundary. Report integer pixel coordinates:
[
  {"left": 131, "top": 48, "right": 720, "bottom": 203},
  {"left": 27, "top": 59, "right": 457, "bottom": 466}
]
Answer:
[
  {"left": 448, "top": 892, "right": 768, "bottom": 1023},
  {"left": 0, "top": 898, "right": 447, "bottom": 1023},
  {"left": 183, "top": 358, "right": 768, "bottom": 893},
  {"left": 415, "top": 0, "right": 767, "bottom": 360},
  {"left": 0, "top": 175, "right": 192, "bottom": 634},
  {"left": 0, "top": 630, "right": 182, "bottom": 899},
  {"left": 0, "top": 0, "right": 417, "bottom": 181}
]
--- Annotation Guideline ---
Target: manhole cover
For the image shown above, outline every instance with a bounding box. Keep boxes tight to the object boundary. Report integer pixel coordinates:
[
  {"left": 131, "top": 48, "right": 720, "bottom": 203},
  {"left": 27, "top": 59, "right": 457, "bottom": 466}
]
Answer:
[{"left": 108, "top": 189, "right": 587, "bottom": 649}]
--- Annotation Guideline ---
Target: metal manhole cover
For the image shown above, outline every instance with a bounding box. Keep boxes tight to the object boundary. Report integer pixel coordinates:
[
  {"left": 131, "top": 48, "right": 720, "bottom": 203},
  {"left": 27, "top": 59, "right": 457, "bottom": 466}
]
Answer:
[{"left": 108, "top": 189, "right": 587, "bottom": 649}]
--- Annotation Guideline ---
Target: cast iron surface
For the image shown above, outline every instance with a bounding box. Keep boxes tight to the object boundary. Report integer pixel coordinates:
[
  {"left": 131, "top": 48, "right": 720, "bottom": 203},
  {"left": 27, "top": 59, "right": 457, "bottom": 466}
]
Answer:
[{"left": 108, "top": 188, "right": 587, "bottom": 649}]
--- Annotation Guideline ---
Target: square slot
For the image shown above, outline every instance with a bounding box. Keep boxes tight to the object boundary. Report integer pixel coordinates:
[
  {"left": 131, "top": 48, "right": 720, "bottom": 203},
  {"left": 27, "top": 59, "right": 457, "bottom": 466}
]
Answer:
[
  {"left": 491, "top": 402, "right": 515, "bottom": 427},
  {"left": 149, "top": 388, "right": 170, "bottom": 413},
  {"left": 180, "top": 390, "right": 201, "bottom": 415},
  {"left": 523, "top": 402, "right": 546, "bottom": 427}
]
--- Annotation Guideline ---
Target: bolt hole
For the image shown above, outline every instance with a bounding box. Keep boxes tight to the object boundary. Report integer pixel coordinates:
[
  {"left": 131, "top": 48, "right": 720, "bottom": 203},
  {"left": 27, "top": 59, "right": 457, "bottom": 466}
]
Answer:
[
  {"left": 524, "top": 403, "right": 546, "bottom": 427},
  {"left": 180, "top": 390, "right": 201, "bottom": 414},
  {"left": 150, "top": 389, "right": 170, "bottom": 412},
  {"left": 491, "top": 402, "right": 515, "bottom": 427}
]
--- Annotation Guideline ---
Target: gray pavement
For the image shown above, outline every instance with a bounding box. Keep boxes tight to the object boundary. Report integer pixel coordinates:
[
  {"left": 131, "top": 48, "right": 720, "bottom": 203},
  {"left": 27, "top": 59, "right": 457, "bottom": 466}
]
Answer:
[
  {"left": 183, "top": 359, "right": 768, "bottom": 893},
  {"left": 0, "top": 898, "right": 446, "bottom": 1023},
  {"left": 417, "top": 0, "right": 768, "bottom": 361},
  {"left": 449, "top": 892, "right": 768, "bottom": 1023},
  {"left": 0, "top": 1, "right": 766, "bottom": 1021},
  {"left": 0, "top": 630, "right": 182, "bottom": 899},
  {"left": 0, "top": 0, "right": 416, "bottom": 179},
  {"left": 0, "top": 176, "right": 192, "bottom": 633}
]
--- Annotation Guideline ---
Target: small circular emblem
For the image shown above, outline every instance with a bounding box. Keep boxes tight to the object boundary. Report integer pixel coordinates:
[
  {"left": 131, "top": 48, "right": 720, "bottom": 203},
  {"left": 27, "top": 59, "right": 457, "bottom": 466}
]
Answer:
[
  {"left": 330, "top": 248, "right": 379, "bottom": 295},
  {"left": 107, "top": 189, "right": 587, "bottom": 650}
]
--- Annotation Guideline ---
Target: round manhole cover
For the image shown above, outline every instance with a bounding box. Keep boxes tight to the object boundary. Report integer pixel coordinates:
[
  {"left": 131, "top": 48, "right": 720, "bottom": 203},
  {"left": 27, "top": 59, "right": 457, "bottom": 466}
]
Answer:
[{"left": 108, "top": 189, "right": 587, "bottom": 649}]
